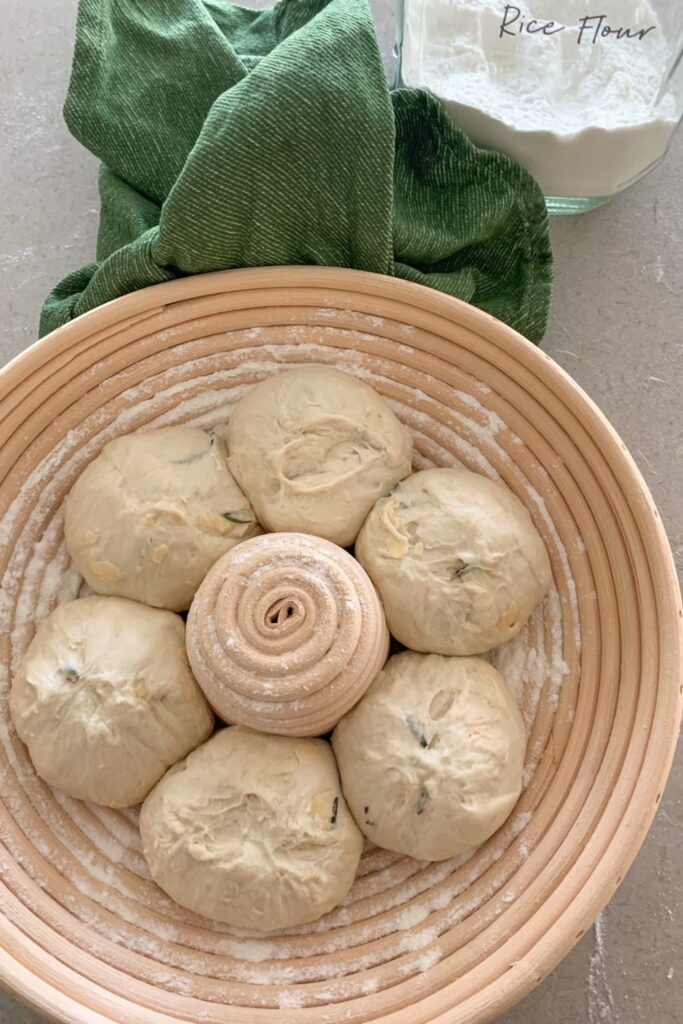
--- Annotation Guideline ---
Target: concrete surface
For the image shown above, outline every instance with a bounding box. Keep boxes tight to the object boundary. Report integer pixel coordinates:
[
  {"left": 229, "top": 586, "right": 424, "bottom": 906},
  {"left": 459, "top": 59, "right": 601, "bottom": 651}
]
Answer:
[{"left": 0, "top": 2, "right": 681, "bottom": 1023}]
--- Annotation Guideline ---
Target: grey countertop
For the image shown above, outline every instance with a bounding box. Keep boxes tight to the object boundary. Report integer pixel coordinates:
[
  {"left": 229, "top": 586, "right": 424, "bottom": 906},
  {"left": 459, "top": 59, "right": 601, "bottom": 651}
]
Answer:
[{"left": 1, "top": 2, "right": 681, "bottom": 1023}]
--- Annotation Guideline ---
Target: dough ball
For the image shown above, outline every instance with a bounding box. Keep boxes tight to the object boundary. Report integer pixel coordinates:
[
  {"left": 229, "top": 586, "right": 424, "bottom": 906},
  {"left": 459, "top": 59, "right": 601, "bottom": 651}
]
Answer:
[
  {"left": 65, "top": 427, "right": 260, "bottom": 611},
  {"left": 332, "top": 651, "right": 526, "bottom": 860},
  {"left": 10, "top": 596, "right": 214, "bottom": 807},
  {"left": 356, "top": 468, "right": 551, "bottom": 655},
  {"left": 225, "top": 366, "right": 413, "bottom": 547},
  {"left": 140, "top": 727, "right": 363, "bottom": 930}
]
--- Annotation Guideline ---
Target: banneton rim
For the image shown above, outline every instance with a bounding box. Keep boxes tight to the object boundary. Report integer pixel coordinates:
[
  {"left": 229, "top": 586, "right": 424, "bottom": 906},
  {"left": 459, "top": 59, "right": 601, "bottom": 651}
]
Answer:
[{"left": 0, "top": 267, "right": 680, "bottom": 1024}]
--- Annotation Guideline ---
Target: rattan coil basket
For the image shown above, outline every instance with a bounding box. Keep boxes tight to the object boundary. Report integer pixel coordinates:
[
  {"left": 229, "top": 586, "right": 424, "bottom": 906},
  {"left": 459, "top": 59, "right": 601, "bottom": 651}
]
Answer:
[{"left": 0, "top": 267, "right": 680, "bottom": 1024}]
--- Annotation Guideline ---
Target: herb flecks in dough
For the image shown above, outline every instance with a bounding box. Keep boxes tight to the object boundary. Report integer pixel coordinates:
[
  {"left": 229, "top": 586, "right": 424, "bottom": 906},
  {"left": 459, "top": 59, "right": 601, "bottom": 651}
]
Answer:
[
  {"left": 356, "top": 468, "right": 551, "bottom": 656},
  {"left": 64, "top": 427, "right": 260, "bottom": 611},
  {"left": 332, "top": 651, "right": 527, "bottom": 860},
  {"left": 225, "top": 366, "right": 412, "bottom": 547},
  {"left": 170, "top": 450, "right": 208, "bottom": 466},
  {"left": 405, "top": 712, "right": 428, "bottom": 747},
  {"left": 139, "top": 729, "right": 363, "bottom": 930},
  {"left": 10, "top": 596, "right": 214, "bottom": 808},
  {"left": 452, "top": 561, "right": 473, "bottom": 579},
  {"left": 222, "top": 509, "right": 255, "bottom": 524},
  {"left": 416, "top": 788, "right": 430, "bottom": 815}
]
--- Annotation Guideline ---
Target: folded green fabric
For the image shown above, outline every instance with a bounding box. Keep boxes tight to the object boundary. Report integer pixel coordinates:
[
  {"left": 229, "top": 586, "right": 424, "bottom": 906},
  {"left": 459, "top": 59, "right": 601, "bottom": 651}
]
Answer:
[{"left": 40, "top": 0, "right": 553, "bottom": 342}]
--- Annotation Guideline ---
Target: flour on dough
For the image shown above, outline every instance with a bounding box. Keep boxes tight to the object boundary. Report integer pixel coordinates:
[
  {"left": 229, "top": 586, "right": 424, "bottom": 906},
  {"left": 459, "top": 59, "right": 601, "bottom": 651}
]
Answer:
[
  {"left": 140, "top": 727, "right": 363, "bottom": 930},
  {"left": 356, "top": 467, "right": 551, "bottom": 655},
  {"left": 225, "top": 366, "right": 413, "bottom": 547},
  {"left": 65, "top": 426, "right": 260, "bottom": 611},
  {"left": 10, "top": 596, "right": 214, "bottom": 807},
  {"left": 332, "top": 650, "right": 526, "bottom": 860}
]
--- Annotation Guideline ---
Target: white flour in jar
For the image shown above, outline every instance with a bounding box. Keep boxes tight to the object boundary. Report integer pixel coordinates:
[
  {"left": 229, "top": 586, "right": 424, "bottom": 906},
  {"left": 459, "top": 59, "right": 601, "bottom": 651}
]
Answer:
[{"left": 400, "top": 0, "right": 680, "bottom": 198}]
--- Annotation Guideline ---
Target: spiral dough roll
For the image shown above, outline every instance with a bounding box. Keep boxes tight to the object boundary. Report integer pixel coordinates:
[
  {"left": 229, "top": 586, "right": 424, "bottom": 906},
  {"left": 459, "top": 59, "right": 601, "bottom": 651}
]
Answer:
[{"left": 186, "top": 533, "right": 390, "bottom": 736}]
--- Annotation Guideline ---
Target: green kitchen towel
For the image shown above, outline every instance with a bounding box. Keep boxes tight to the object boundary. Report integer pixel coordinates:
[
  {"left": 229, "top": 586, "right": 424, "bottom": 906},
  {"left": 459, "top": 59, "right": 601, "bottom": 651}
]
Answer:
[{"left": 40, "top": 0, "right": 553, "bottom": 341}]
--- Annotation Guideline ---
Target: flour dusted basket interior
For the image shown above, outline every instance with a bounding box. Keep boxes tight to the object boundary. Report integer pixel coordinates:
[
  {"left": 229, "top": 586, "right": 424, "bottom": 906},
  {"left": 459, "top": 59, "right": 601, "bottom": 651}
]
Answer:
[{"left": 0, "top": 267, "right": 680, "bottom": 1024}]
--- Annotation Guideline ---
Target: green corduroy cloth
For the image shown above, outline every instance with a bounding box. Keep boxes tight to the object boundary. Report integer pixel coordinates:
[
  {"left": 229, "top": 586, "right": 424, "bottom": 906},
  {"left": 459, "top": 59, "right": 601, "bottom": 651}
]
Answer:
[{"left": 40, "top": 0, "right": 553, "bottom": 341}]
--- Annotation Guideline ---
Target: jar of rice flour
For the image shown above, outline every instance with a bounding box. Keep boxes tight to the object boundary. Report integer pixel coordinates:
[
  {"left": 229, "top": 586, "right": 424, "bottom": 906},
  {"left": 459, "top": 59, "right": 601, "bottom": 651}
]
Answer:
[{"left": 396, "top": 0, "right": 683, "bottom": 213}]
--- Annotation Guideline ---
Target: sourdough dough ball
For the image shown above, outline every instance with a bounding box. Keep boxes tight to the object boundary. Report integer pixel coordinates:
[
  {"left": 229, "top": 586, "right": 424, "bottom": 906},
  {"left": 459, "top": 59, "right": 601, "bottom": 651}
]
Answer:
[
  {"left": 64, "top": 427, "right": 260, "bottom": 611},
  {"left": 140, "top": 727, "right": 363, "bottom": 930},
  {"left": 332, "top": 651, "right": 526, "bottom": 860},
  {"left": 225, "top": 366, "right": 413, "bottom": 546},
  {"left": 356, "top": 468, "right": 551, "bottom": 655},
  {"left": 10, "top": 596, "right": 214, "bottom": 807}
]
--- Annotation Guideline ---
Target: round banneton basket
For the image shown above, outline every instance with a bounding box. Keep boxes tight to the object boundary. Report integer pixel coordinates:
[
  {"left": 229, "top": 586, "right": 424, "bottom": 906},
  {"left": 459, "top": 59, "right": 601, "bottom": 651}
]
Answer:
[{"left": 0, "top": 267, "right": 680, "bottom": 1024}]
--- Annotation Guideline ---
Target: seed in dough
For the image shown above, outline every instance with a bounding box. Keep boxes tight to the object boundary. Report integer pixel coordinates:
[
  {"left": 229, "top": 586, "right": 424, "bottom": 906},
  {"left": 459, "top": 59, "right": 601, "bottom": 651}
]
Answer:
[
  {"left": 140, "top": 727, "right": 363, "bottom": 930},
  {"left": 332, "top": 651, "right": 527, "bottom": 861},
  {"left": 355, "top": 467, "right": 552, "bottom": 655},
  {"left": 224, "top": 366, "right": 413, "bottom": 547},
  {"left": 10, "top": 596, "right": 214, "bottom": 808}
]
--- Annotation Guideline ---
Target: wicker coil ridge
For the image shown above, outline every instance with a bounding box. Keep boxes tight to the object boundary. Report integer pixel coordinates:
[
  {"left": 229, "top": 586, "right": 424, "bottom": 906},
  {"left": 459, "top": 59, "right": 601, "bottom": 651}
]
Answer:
[
  {"left": 186, "top": 532, "right": 389, "bottom": 736},
  {"left": 0, "top": 267, "right": 680, "bottom": 1024}
]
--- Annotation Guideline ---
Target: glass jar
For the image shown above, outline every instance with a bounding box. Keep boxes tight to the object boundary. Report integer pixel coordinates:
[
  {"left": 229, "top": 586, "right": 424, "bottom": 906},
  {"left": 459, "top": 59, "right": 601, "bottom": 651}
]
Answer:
[{"left": 396, "top": 0, "right": 683, "bottom": 214}]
